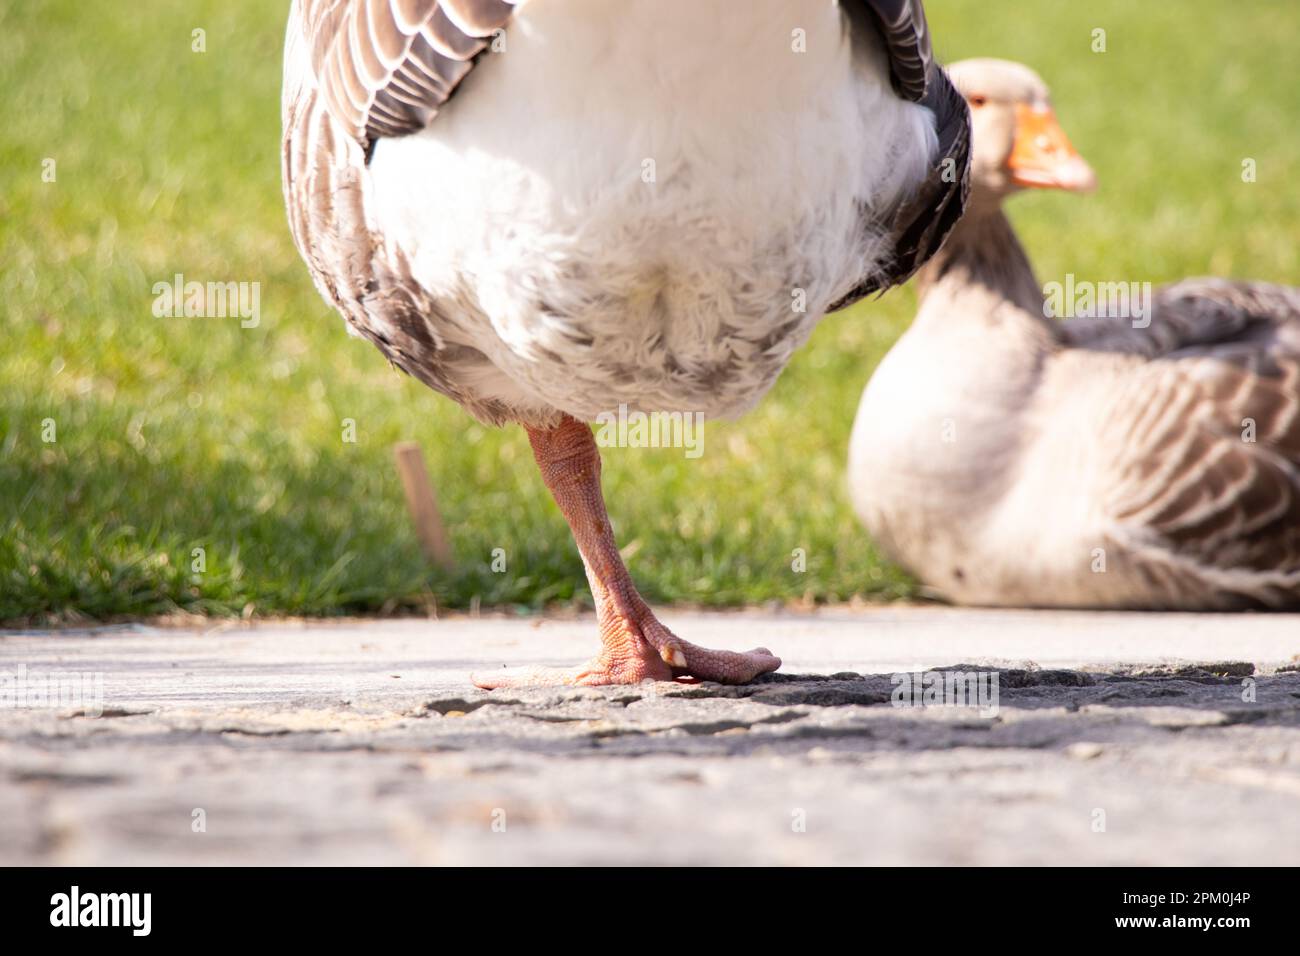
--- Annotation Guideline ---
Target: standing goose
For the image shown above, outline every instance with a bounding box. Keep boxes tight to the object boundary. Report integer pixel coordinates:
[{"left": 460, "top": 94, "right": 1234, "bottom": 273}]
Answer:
[
  {"left": 282, "top": 1, "right": 971, "bottom": 684},
  {"left": 849, "top": 58, "right": 1300, "bottom": 610}
]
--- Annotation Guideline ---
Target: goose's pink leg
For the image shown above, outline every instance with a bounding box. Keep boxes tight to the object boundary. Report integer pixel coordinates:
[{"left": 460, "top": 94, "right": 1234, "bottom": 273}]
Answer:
[{"left": 471, "top": 416, "right": 781, "bottom": 688}]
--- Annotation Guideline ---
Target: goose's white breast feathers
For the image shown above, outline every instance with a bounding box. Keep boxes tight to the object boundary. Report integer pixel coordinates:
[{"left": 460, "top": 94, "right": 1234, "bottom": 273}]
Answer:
[{"left": 365, "top": 0, "right": 936, "bottom": 422}]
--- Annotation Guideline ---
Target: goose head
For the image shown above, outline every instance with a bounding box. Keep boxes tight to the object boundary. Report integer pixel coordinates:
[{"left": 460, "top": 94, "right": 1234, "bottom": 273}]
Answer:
[{"left": 946, "top": 58, "right": 1096, "bottom": 208}]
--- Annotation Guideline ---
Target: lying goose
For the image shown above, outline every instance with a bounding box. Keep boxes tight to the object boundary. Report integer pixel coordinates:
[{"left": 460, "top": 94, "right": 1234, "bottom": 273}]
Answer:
[
  {"left": 282, "top": 1, "right": 970, "bottom": 684},
  {"left": 849, "top": 57, "right": 1300, "bottom": 610}
]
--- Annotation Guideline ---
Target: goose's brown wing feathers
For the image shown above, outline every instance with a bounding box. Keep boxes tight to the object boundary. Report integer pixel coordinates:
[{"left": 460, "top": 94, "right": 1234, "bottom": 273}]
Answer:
[
  {"left": 1098, "top": 288, "right": 1300, "bottom": 605},
  {"left": 296, "top": 0, "right": 519, "bottom": 146}
]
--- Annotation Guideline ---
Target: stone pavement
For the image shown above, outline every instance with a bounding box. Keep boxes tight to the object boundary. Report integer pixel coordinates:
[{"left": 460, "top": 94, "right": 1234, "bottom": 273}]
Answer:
[{"left": 2, "top": 607, "right": 1297, "bottom": 865}]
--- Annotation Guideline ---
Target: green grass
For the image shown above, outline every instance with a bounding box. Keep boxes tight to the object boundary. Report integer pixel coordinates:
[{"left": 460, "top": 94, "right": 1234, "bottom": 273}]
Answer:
[{"left": 2, "top": 1, "right": 1297, "bottom": 623}]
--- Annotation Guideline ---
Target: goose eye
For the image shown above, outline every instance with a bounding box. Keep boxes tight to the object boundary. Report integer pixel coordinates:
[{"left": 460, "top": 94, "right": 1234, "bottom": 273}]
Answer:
[{"left": 969, "top": 95, "right": 988, "bottom": 108}]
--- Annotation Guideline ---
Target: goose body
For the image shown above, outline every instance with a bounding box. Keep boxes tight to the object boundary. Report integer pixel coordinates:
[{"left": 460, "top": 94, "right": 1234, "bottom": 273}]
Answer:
[
  {"left": 281, "top": 1, "right": 971, "bottom": 685},
  {"left": 283, "top": 0, "right": 968, "bottom": 426},
  {"left": 849, "top": 59, "right": 1300, "bottom": 610}
]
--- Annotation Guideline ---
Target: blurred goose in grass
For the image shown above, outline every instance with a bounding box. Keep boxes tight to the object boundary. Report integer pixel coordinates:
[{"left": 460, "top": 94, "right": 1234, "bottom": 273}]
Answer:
[
  {"left": 281, "top": 1, "right": 970, "bottom": 684},
  {"left": 849, "top": 57, "right": 1300, "bottom": 610}
]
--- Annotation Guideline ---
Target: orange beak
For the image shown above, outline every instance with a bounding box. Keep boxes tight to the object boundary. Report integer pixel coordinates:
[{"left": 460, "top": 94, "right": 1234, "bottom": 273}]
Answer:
[{"left": 1007, "top": 103, "right": 1097, "bottom": 192}]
